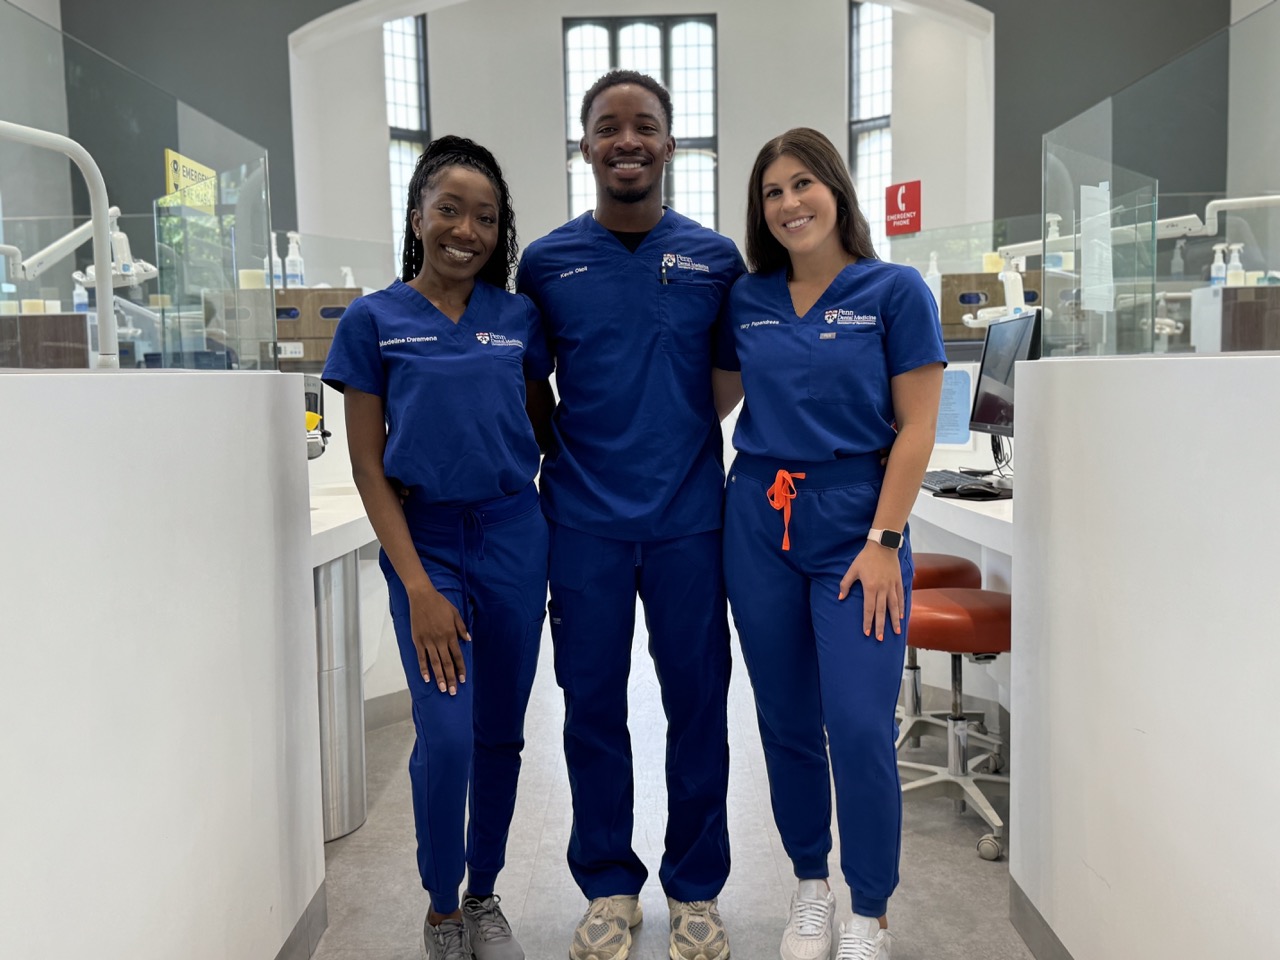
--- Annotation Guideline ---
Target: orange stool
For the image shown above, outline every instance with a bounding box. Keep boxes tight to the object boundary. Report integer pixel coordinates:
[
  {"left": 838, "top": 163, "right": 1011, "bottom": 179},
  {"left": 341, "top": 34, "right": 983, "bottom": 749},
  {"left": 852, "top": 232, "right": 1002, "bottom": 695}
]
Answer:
[
  {"left": 898, "top": 555, "right": 984, "bottom": 750},
  {"left": 898, "top": 587, "right": 1011, "bottom": 860}
]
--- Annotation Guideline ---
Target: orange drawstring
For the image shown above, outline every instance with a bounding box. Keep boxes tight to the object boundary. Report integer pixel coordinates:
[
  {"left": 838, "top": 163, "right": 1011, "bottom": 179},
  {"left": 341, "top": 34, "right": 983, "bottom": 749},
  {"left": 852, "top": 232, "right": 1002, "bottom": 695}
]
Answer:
[{"left": 766, "top": 469, "right": 807, "bottom": 551}]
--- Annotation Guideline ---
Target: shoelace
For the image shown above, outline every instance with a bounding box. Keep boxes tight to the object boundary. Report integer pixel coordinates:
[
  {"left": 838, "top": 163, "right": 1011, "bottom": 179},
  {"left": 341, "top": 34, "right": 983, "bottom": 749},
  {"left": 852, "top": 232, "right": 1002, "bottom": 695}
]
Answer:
[
  {"left": 432, "top": 919, "right": 469, "bottom": 958},
  {"left": 834, "top": 927, "right": 885, "bottom": 960},
  {"left": 766, "top": 469, "right": 807, "bottom": 551},
  {"left": 789, "top": 895, "right": 832, "bottom": 937},
  {"left": 464, "top": 896, "right": 510, "bottom": 941}
]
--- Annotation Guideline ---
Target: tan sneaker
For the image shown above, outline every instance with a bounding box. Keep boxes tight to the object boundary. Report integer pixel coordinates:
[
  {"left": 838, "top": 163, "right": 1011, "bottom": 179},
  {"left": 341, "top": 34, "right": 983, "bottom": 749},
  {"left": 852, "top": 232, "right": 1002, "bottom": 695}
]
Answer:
[
  {"left": 570, "top": 895, "right": 643, "bottom": 960},
  {"left": 667, "top": 898, "right": 730, "bottom": 960}
]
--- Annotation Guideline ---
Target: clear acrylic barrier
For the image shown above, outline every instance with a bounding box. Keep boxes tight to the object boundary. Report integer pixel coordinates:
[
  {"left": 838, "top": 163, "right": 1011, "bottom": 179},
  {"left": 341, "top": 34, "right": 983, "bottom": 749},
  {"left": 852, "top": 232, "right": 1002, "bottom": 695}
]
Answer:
[
  {"left": 1, "top": 0, "right": 272, "bottom": 369},
  {"left": 1041, "top": 139, "right": 1157, "bottom": 357},
  {"left": 1040, "top": 1, "right": 1280, "bottom": 356}
]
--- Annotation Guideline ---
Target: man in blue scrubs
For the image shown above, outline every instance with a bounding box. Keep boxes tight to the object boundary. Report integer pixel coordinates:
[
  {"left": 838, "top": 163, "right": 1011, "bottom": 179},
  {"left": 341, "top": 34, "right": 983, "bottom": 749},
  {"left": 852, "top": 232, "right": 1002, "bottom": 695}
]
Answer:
[{"left": 518, "top": 70, "right": 743, "bottom": 960}]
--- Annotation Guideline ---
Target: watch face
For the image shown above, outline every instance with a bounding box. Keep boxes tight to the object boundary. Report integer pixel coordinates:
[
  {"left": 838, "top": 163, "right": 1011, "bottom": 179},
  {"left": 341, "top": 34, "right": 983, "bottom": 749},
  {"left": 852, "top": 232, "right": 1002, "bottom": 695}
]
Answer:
[{"left": 881, "top": 530, "right": 903, "bottom": 549}]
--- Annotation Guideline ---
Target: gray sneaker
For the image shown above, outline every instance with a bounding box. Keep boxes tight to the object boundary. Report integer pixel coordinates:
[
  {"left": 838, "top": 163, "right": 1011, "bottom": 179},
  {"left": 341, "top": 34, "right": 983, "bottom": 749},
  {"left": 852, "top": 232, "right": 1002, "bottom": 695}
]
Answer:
[
  {"left": 570, "top": 895, "right": 644, "bottom": 960},
  {"left": 463, "top": 894, "right": 524, "bottom": 960},
  {"left": 421, "top": 916, "right": 472, "bottom": 960}
]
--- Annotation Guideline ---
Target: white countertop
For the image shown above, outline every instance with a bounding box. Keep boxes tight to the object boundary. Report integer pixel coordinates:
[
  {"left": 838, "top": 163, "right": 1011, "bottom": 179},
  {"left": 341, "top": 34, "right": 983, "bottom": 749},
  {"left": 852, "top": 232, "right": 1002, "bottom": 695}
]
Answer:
[
  {"left": 910, "top": 487, "right": 1013, "bottom": 556},
  {"left": 310, "top": 483, "right": 377, "bottom": 568}
]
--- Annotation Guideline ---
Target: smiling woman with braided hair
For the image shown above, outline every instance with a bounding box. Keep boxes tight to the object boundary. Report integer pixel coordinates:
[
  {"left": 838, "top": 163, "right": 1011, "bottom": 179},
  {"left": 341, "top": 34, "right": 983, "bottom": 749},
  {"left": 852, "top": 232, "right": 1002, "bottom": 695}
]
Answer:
[{"left": 322, "top": 135, "right": 549, "bottom": 960}]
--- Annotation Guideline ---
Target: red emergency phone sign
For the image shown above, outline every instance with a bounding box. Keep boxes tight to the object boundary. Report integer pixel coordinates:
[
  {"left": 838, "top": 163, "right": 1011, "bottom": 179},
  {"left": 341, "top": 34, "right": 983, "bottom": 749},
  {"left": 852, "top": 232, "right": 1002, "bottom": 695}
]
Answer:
[{"left": 885, "top": 180, "right": 921, "bottom": 236}]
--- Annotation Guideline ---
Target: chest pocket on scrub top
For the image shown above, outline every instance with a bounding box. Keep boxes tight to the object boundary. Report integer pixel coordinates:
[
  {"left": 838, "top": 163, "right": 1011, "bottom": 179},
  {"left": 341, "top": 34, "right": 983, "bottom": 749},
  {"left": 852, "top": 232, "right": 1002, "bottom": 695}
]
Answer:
[
  {"left": 658, "top": 281, "right": 718, "bottom": 355},
  {"left": 808, "top": 329, "right": 888, "bottom": 405}
]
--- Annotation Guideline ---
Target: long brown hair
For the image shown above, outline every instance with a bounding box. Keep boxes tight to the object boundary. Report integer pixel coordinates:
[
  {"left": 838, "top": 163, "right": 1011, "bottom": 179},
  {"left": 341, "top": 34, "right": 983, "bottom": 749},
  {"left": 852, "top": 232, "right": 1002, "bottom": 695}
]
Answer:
[{"left": 745, "top": 127, "right": 877, "bottom": 274}]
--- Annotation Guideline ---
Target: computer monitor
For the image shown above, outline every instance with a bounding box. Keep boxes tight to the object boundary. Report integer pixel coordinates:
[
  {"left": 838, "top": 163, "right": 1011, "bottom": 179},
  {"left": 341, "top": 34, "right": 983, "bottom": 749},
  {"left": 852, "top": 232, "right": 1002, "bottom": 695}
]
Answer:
[{"left": 968, "top": 309, "right": 1041, "bottom": 438}]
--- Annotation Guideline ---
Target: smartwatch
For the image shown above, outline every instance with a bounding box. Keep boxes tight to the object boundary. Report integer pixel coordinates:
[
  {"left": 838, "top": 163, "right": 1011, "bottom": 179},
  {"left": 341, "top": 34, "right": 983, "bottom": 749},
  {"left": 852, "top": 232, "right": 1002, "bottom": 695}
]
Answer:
[{"left": 867, "top": 528, "right": 903, "bottom": 550}]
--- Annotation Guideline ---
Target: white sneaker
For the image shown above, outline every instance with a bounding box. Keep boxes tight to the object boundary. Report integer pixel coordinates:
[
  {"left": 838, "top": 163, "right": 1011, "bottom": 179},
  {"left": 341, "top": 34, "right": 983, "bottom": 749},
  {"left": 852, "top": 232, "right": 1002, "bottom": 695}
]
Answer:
[
  {"left": 780, "top": 882, "right": 835, "bottom": 960},
  {"left": 570, "top": 895, "right": 643, "bottom": 960},
  {"left": 834, "top": 916, "right": 892, "bottom": 960}
]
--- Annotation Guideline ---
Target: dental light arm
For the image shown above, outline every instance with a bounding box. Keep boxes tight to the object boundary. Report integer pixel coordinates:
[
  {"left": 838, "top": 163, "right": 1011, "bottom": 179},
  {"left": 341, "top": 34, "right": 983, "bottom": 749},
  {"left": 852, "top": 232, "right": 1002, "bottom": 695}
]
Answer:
[
  {"left": 996, "top": 195, "right": 1280, "bottom": 261},
  {"left": 0, "top": 119, "right": 118, "bottom": 367}
]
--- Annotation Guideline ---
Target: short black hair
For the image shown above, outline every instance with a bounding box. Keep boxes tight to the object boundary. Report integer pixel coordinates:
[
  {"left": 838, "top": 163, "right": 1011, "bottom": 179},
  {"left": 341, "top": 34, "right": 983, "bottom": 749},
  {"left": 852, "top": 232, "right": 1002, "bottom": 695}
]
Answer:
[
  {"left": 400, "top": 135, "right": 518, "bottom": 289},
  {"left": 579, "top": 69, "right": 673, "bottom": 135}
]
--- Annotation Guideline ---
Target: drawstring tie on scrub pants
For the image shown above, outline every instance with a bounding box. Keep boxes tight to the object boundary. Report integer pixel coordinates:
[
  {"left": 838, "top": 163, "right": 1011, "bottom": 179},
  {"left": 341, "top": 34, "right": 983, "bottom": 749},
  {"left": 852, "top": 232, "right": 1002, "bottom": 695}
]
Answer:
[
  {"left": 455, "top": 508, "right": 486, "bottom": 626},
  {"left": 766, "top": 469, "right": 806, "bottom": 551}
]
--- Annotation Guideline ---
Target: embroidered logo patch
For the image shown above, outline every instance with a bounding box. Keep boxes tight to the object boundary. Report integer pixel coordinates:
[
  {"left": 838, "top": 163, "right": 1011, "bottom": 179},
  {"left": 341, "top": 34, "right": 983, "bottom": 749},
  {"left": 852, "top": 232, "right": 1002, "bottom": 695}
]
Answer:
[
  {"left": 475, "top": 332, "right": 524, "bottom": 349},
  {"left": 663, "top": 252, "right": 710, "bottom": 273},
  {"left": 824, "top": 309, "right": 877, "bottom": 326}
]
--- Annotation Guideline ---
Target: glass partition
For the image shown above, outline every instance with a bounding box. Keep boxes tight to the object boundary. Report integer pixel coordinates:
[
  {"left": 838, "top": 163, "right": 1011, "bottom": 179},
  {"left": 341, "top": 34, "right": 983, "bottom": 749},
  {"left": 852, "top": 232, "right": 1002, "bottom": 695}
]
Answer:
[
  {"left": 1040, "top": 0, "right": 1280, "bottom": 356},
  {"left": 0, "top": 0, "right": 273, "bottom": 370},
  {"left": 886, "top": 215, "right": 1043, "bottom": 345}
]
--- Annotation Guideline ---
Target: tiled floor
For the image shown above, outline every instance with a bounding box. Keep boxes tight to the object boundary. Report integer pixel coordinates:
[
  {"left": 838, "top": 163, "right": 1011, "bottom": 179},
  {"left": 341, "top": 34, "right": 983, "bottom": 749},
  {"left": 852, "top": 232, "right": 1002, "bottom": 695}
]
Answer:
[{"left": 314, "top": 612, "right": 1033, "bottom": 960}]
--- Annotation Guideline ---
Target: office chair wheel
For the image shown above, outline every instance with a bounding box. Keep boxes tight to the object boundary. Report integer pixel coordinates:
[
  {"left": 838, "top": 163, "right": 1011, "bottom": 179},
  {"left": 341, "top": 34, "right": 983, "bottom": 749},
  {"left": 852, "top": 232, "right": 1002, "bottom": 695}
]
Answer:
[
  {"left": 985, "top": 752, "right": 1005, "bottom": 774},
  {"left": 977, "top": 834, "right": 1003, "bottom": 861},
  {"left": 968, "top": 720, "right": 989, "bottom": 736}
]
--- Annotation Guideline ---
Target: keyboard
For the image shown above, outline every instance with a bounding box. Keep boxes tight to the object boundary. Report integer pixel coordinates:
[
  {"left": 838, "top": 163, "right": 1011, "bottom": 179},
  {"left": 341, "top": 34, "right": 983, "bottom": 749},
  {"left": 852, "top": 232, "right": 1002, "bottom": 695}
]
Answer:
[{"left": 921, "top": 469, "right": 979, "bottom": 493}]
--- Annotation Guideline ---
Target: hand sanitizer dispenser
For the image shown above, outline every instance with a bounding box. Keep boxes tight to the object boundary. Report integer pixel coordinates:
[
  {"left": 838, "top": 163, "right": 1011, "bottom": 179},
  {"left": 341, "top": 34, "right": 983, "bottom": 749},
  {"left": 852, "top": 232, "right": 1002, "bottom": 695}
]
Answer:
[
  {"left": 1226, "top": 243, "right": 1245, "bottom": 287},
  {"left": 286, "top": 232, "right": 305, "bottom": 289},
  {"left": 924, "top": 251, "right": 942, "bottom": 316},
  {"left": 1210, "top": 243, "right": 1228, "bottom": 286}
]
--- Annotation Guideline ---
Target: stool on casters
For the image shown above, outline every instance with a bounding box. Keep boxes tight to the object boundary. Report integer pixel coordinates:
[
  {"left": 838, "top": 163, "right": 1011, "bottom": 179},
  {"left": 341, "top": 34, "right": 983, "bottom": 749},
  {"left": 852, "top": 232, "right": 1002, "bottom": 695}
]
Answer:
[
  {"left": 899, "top": 587, "right": 1011, "bottom": 861},
  {"left": 899, "top": 554, "right": 992, "bottom": 750}
]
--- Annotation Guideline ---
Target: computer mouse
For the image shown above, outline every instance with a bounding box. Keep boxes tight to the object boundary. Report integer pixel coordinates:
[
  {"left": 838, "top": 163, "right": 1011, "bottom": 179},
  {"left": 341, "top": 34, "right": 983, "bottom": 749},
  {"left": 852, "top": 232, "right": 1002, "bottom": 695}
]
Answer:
[{"left": 955, "top": 482, "right": 1003, "bottom": 500}]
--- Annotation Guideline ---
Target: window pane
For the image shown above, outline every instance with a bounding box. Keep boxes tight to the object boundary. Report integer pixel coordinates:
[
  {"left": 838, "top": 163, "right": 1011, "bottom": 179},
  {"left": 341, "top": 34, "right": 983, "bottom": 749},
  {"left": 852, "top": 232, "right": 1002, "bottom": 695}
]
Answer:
[
  {"left": 568, "top": 153, "right": 595, "bottom": 220},
  {"left": 566, "top": 24, "right": 611, "bottom": 140},
  {"left": 671, "top": 149, "right": 716, "bottom": 229},
  {"left": 854, "top": 3, "right": 892, "bottom": 121},
  {"left": 618, "top": 22, "right": 662, "bottom": 79},
  {"left": 390, "top": 139, "right": 424, "bottom": 261},
  {"left": 855, "top": 128, "right": 891, "bottom": 255},
  {"left": 383, "top": 17, "right": 423, "bottom": 131},
  {"left": 670, "top": 21, "right": 715, "bottom": 140}
]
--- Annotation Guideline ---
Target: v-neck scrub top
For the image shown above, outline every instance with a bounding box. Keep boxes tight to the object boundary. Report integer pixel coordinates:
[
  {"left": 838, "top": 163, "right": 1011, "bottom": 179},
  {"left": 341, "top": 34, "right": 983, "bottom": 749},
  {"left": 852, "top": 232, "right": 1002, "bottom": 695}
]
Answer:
[
  {"left": 723, "top": 259, "right": 946, "bottom": 462},
  {"left": 321, "top": 279, "right": 552, "bottom": 506},
  {"left": 517, "top": 209, "right": 745, "bottom": 541}
]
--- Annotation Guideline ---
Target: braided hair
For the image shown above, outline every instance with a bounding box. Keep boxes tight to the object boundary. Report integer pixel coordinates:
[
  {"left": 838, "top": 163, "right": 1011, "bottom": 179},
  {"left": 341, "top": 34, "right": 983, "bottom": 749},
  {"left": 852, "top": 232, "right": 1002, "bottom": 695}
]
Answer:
[{"left": 399, "top": 135, "right": 518, "bottom": 290}]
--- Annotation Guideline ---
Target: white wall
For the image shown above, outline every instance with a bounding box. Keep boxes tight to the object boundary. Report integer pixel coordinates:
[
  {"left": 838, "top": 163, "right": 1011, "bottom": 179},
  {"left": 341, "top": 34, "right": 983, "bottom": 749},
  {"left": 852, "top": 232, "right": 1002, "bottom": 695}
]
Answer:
[
  {"left": 8, "top": 0, "right": 59, "bottom": 27},
  {"left": 0, "top": 371, "right": 323, "bottom": 960},
  {"left": 892, "top": 0, "right": 995, "bottom": 229},
  {"left": 1231, "top": 0, "right": 1272, "bottom": 23},
  {"left": 1011, "top": 355, "right": 1280, "bottom": 959},
  {"left": 1226, "top": 0, "right": 1280, "bottom": 199},
  {"left": 291, "top": 0, "right": 994, "bottom": 256}
]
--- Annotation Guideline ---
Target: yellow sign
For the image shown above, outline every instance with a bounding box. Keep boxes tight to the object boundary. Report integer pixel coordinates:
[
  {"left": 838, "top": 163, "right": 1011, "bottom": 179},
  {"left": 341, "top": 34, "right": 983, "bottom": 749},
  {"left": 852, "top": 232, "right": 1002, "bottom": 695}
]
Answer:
[{"left": 162, "top": 149, "right": 217, "bottom": 213}]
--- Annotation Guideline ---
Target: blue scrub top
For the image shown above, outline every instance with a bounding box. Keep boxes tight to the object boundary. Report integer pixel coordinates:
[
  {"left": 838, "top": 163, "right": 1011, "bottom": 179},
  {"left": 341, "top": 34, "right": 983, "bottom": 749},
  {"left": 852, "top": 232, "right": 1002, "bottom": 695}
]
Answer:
[
  {"left": 518, "top": 209, "right": 745, "bottom": 541},
  {"left": 321, "top": 279, "right": 552, "bottom": 506},
  {"left": 723, "top": 259, "right": 946, "bottom": 462}
]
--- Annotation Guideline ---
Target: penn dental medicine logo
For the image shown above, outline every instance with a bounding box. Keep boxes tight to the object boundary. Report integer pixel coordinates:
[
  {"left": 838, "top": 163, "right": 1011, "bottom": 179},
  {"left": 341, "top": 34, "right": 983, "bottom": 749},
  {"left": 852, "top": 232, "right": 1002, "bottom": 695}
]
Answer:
[
  {"left": 475, "top": 332, "right": 525, "bottom": 349},
  {"left": 825, "top": 309, "right": 877, "bottom": 326},
  {"left": 663, "top": 252, "right": 710, "bottom": 273}
]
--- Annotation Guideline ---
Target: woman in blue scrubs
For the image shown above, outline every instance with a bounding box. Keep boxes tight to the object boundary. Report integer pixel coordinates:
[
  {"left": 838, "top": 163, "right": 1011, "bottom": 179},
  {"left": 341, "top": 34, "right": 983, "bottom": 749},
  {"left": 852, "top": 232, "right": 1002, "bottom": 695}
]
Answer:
[
  {"left": 721, "top": 128, "right": 945, "bottom": 960},
  {"left": 322, "top": 136, "right": 549, "bottom": 960}
]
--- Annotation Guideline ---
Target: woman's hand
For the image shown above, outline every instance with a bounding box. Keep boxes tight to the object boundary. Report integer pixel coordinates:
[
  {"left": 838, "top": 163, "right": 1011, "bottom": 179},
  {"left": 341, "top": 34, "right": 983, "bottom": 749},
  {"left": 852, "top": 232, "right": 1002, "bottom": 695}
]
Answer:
[
  {"left": 407, "top": 584, "right": 469, "bottom": 695},
  {"left": 838, "top": 542, "right": 904, "bottom": 641}
]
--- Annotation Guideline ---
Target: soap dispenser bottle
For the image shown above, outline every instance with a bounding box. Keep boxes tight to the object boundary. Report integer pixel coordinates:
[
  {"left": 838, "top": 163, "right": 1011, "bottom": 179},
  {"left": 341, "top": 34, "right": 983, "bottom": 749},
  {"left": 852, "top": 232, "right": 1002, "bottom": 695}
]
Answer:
[
  {"left": 285, "top": 231, "right": 305, "bottom": 288},
  {"left": 1210, "top": 243, "right": 1228, "bottom": 286},
  {"left": 266, "top": 231, "right": 284, "bottom": 289},
  {"left": 1171, "top": 239, "right": 1185, "bottom": 280},
  {"left": 924, "top": 251, "right": 942, "bottom": 314},
  {"left": 1226, "top": 243, "right": 1245, "bottom": 287}
]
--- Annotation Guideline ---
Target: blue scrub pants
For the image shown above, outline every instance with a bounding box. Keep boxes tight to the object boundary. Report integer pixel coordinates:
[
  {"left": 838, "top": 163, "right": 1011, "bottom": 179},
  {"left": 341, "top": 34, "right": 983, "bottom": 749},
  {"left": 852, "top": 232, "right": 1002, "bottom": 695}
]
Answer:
[
  {"left": 547, "top": 521, "right": 731, "bottom": 902},
  {"left": 723, "top": 453, "right": 913, "bottom": 920},
  {"left": 382, "top": 483, "right": 547, "bottom": 915}
]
